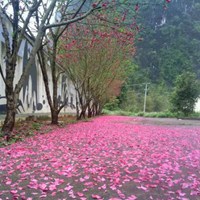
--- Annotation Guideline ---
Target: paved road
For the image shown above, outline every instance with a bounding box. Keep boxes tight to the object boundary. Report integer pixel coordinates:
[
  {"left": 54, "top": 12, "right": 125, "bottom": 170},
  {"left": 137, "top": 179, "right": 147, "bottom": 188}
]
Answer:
[
  {"left": 0, "top": 116, "right": 200, "bottom": 199},
  {"left": 135, "top": 117, "right": 200, "bottom": 126}
]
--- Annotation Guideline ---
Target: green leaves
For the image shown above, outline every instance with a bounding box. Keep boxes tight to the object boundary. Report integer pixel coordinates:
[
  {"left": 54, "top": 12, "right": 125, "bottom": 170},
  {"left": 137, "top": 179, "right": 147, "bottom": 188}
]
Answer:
[{"left": 170, "top": 72, "right": 200, "bottom": 116}]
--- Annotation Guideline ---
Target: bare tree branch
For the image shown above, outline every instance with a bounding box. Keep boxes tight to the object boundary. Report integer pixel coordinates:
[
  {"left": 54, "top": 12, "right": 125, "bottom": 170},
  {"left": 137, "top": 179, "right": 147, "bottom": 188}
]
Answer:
[
  {"left": 0, "top": 7, "right": 11, "bottom": 56},
  {"left": 56, "top": 0, "right": 87, "bottom": 39},
  {"left": 45, "top": 0, "right": 103, "bottom": 30},
  {"left": 15, "top": 0, "right": 42, "bottom": 54},
  {"left": 15, "top": 0, "right": 58, "bottom": 94}
]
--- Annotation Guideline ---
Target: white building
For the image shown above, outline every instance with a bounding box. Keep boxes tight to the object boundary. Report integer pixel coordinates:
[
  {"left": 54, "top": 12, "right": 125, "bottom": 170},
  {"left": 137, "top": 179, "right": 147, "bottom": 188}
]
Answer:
[
  {"left": 0, "top": 12, "right": 76, "bottom": 115},
  {"left": 195, "top": 99, "right": 200, "bottom": 112}
]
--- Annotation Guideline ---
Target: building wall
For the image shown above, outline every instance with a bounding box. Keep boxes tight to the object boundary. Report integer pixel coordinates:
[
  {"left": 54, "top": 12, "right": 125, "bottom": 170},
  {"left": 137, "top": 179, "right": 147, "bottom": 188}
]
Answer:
[
  {"left": 195, "top": 99, "right": 200, "bottom": 112},
  {"left": 0, "top": 15, "right": 76, "bottom": 115}
]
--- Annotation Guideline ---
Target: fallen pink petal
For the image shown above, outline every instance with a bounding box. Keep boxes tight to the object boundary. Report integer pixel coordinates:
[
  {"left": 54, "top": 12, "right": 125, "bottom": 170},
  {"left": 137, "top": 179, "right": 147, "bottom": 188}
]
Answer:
[
  {"left": 92, "top": 194, "right": 102, "bottom": 199},
  {"left": 0, "top": 116, "right": 199, "bottom": 199}
]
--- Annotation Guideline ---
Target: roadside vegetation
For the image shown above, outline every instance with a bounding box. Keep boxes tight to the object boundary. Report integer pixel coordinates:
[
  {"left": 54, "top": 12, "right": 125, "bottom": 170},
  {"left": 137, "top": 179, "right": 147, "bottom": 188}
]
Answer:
[
  {"left": 103, "top": 109, "right": 200, "bottom": 118},
  {"left": 104, "top": 71, "right": 200, "bottom": 119},
  {"left": 0, "top": 115, "right": 77, "bottom": 147}
]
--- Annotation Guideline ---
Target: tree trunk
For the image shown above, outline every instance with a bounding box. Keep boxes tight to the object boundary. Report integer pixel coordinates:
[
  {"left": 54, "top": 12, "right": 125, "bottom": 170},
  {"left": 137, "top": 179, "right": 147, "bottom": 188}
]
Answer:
[
  {"left": 51, "top": 109, "right": 59, "bottom": 124},
  {"left": 38, "top": 50, "right": 53, "bottom": 110},
  {"left": 87, "top": 104, "right": 92, "bottom": 118},
  {"left": 78, "top": 108, "right": 86, "bottom": 120},
  {"left": 76, "top": 95, "right": 80, "bottom": 120},
  {"left": 2, "top": 88, "right": 16, "bottom": 141},
  {"left": 98, "top": 105, "right": 103, "bottom": 115},
  {"left": 92, "top": 103, "right": 97, "bottom": 116},
  {"left": 38, "top": 46, "right": 60, "bottom": 126}
]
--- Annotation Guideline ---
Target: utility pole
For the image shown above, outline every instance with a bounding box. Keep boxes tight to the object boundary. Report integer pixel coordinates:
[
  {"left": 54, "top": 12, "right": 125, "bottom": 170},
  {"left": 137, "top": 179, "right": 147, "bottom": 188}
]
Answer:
[
  {"left": 127, "top": 83, "right": 150, "bottom": 113},
  {"left": 143, "top": 83, "right": 150, "bottom": 113}
]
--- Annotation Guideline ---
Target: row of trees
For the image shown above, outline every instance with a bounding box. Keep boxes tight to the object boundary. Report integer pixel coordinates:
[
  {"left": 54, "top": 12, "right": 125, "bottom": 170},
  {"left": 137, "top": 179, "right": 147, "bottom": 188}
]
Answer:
[
  {"left": 0, "top": 0, "right": 102, "bottom": 137},
  {"left": 58, "top": 16, "right": 135, "bottom": 119},
  {"left": 0, "top": 0, "right": 140, "bottom": 139}
]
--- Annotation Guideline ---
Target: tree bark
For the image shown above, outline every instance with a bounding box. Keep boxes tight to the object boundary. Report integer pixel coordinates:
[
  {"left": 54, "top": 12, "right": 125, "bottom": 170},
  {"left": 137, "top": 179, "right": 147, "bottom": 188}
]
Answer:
[
  {"left": 51, "top": 109, "right": 59, "bottom": 124},
  {"left": 51, "top": 38, "right": 59, "bottom": 124},
  {"left": 87, "top": 104, "right": 92, "bottom": 118},
  {"left": 97, "top": 104, "right": 102, "bottom": 115},
  {"left": 38, "top": 50, "right": 53, "bottom": 109},
  {"left": 78, "top": 109, "right": 86, "bottom": 120},
  {"left": 38, "top": 48, "right": 60, "bottom": 125},
  {"left": 76, "top": 94, "right": 80, "bottom": 120},
  {"left": 2, "top": 92, "right": 16, "bottom": 140},
  {"left": 1, "top": 56, "right": 17, "bottom": 139}
]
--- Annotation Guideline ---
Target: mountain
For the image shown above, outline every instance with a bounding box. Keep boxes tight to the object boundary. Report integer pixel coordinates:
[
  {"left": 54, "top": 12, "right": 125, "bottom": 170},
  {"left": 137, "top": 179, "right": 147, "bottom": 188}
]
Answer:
[{"left": 134, "top": 0, "right": 200, "bottom": 86}]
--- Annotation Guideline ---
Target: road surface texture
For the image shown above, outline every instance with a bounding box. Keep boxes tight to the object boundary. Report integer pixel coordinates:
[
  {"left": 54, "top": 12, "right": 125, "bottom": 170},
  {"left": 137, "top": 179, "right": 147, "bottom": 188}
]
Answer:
[{"left": 0, "top": 116, "right": 200, "bottom": 200}]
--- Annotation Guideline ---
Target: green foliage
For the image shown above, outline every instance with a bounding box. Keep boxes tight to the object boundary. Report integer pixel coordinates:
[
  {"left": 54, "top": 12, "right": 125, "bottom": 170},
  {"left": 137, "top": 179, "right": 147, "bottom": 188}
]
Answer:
[
  {"left": 119, "top": 89, "right": 143, "bottom": 112},
  {"left": 118, "top": 83, "right": 170, "bottom": 113},
  {"left": 32, "top": 122, "right": 42, "bottom": 131},
  {"left": 102, "top": 109, "right": 178, "bottom": 118},
  {"left": 116, "top": 0, "right": 200, "bottom": 115},
  {"left": 189, "top": 112, "right": 200, "bottom": 118},
  {"left": 194, "top": 22, "right": 200, "bottom": 33},
  {"left": 146, "top": 84, "right": 170, "bottom": 112},
  {"left": 104, "top": 98, "right": 120, "bottom": 111},
  {"left": 133, "top": 0, "right": 200, "bottom": 87},
  {"left": 142, "top": 111, "right": 177, "bottom": 118},
  {"left": 102, "top": 109, "right": 137, "bottom": 116},
  {"left": 36, "top": 115, "right": 51, "bottom": 121},
  {"left": 170, "top": 72, "right": 200, "bottom": 116},
  {"left": 194, "top": 3, "right": 200, "bottom": 11}
]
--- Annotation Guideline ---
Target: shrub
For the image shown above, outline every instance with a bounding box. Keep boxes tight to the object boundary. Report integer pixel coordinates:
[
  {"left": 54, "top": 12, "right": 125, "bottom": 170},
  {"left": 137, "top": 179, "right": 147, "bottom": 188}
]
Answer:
[
  {"left": 170, "top": 72, "right": 200, "bottom": 116},
  {"left": 104, "top": 98, "right": 120, "bottom": 111}
]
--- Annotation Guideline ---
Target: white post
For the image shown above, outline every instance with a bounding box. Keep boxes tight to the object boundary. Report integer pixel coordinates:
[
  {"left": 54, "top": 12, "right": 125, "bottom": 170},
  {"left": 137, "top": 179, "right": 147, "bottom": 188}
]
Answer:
[{"left": 143, "top": 83, "right": 149, "bottom": 113}]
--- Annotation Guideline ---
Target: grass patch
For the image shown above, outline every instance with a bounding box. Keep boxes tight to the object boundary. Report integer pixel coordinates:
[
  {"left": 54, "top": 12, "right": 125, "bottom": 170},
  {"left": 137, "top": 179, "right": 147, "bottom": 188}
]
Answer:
[
  {"left": 32, "top": 122, "right": 42, "bottom": 130},
  {"left": 143, "top": 112, "right": 177, "bottom": 118},
  {"left": 102, "top": 109, "right": 133, "bottom": 116},
  {"left": 103, "top": 109, "right": 200, "bottom": 119},
  {"left": 36, "top": 115, "right": 51, "bottom": 121}
]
